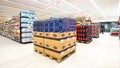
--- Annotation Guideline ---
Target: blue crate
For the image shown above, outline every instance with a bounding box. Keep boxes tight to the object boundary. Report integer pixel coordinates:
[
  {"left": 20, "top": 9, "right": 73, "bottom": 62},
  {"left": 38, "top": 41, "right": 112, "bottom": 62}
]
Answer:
[
  {"left": 49, "top": 27, "right": 54, "bottom": 32},
  {"left": 44, "top": 28, "right": 49, "bottom": 32}
]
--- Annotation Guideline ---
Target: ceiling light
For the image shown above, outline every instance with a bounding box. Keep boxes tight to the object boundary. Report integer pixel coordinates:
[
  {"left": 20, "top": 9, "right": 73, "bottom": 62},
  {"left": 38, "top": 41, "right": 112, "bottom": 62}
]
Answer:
[{"left": 90, "top": 0, "right": 105, "bottom": 17}]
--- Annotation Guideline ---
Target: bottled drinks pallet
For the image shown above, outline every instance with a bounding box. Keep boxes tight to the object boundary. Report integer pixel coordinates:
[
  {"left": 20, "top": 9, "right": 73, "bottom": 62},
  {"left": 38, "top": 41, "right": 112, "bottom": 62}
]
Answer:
[{"left": 76, "top": 24, "right": 92, "bottom": 44}]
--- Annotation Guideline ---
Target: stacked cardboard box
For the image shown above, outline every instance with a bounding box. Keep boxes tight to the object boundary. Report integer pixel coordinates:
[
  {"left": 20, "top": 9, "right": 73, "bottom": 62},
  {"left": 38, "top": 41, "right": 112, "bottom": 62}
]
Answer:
[
  {"left": 0, "top": 21, "right": 4, "bottom": 36},
  {"left": 76, "top": 17, "right": 92, "bottom": 25},
  {"left": 33, "top": 18, "right": 76, "bottom": 62},
  {"left": 76, "top": 17, "right": 86, "bottom": 25},
  {"left": 0, "top": 11, "right": 35, "bottom": 43},
  {"left": 118, "top": 17, "right": 120, "bottom": 39},
  {"left": 76, "top": 24, "right": 92, "bottom": 43},
  {"left": 20, "top": 12, "right": 35, "bottom": 43},
  {"left": 118, "top": 26, "right": 120, "bottom": 39},
  {"left": 91, "top": 23, "right": 100, "bottom": 38}
]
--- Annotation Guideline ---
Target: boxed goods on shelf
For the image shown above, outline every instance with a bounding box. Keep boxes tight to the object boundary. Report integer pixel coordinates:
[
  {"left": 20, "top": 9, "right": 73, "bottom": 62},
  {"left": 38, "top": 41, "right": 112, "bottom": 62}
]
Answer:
[
  {"left": 91, "top": 23, "right": 100, "bottom": 38},
  {"left": 76, "top": 24, "right": 92, "bottom": 44},
  {"left": 0, "top": 21, "right": 5, "bottom": 36},
  {"left": 0, "top": 11, "right": 35, "bottom": 43},
  {"left": 110, "top": 28, "right": 119, "bottom": 36},
  {"left": 33, "top": 18, "right": 76, "bottom": 63},
  {"left": 118, "top": 25, "right": 120, "bottom": 39},
  {"left": 118, "top": 17, "right": 120, "bottom": 39}
]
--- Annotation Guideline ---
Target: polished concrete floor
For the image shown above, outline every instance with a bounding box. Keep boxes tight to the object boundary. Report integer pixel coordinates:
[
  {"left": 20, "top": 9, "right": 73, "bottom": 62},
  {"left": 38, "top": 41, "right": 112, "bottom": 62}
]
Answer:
[{"left": 0, "top": 33, "right": 120, "bottom": 68}]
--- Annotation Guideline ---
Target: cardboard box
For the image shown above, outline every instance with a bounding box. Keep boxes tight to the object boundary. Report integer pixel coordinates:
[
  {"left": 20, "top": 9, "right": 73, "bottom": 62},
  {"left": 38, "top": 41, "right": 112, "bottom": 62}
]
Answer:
[
  {"left": 67, "top": 31, "right": 76, "bottom": 37},
  {"left": 34, "top": 45, "right": 44, "bottom": 53},
  {"left": 44, "top": 38, "right": 68, "bottom": 51},
  {"left": 44, "top": 45, "right": 76, "bottom": 59},
  {"left": 44, "top": 32, "right": 67, "bottom": 38},
  {"left": 33, "top": 37, "right": 44, "bottom": 46},
  {"left": 34, "top": 32, "right": 44, "bottom": 36},
  {"left": 67, "top": 37, "right": 76, "bottom": 47}
]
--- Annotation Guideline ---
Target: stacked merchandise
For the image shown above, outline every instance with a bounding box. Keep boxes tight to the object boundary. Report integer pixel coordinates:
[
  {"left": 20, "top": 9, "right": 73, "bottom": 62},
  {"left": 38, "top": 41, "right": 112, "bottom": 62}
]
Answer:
[
  {"left": 91, "top": 23, "right": 100, "bottom": 38},
  {"left": 0, "top": 21, "right": 4, "bottom": 36},
  {"left": 3, "top": 16, "right": 20, "bottom": 42},
  {"left": 76, "top": 24, "right": 92, "bottom": 43},
  {"left": 76, "top": 17, "right": 92, "bottom": 25},
  {"left": 119, "top": 26, "right": 120, "bottom": 39},
  {"left": 76, "top": 17, "right": 86, "bottom": 25},
  {"left": 110, "top": 28, "right": 119, "bottom": 36},
  {"left": 0, "top": 18, "right": 6, "bottom": 36},
  {"left": 33, "top": 18, "right": 76, "bottom": 62},
  {"left": 0, "top": 11, "right": 35, "bottom": 43},
  {"left": 20, "top": 12, "right": 35, "bottom": 43},
  {"left": 118, "top": 17, "right": 120, "bottom": 39}
]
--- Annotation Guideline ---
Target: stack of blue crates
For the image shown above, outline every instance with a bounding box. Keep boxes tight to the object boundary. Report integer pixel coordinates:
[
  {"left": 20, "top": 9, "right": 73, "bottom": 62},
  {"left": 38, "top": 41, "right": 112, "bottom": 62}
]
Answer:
[{"left": 33, "top": 18, "right": 76, "bottom": 32}]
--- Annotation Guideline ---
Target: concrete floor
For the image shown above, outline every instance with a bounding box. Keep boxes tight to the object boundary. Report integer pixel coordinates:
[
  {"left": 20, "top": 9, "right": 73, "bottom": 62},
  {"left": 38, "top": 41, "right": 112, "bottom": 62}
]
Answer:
[{"left": 0, "top": 33, "right": 120, "bottom": 68}]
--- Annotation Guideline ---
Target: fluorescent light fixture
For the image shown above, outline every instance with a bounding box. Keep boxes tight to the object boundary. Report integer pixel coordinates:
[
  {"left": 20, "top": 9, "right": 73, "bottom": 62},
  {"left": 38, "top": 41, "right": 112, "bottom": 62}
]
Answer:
[
  {"left": 90, "top": 0, "right": 105, "bottom": 17},
  {"left": 4, "top": 0, "right": 60, "bottom": 16},
  {"left": 63, "top": 0, "right": 97, "bottom": 18},
  {"left": 34, "top": 0, "right": 72, "bottom": 14}
]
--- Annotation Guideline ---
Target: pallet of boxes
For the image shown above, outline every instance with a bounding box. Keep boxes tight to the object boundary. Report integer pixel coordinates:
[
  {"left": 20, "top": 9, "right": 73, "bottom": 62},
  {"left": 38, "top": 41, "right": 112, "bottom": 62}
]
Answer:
[
  {"left": 76, "top": 24, "right": 92, "bottom": 44},
  {"left": 91, "top": 23, "right": 100, "bottom": 38},
  {"left": 76, "top": 17, "right": 92, "bottom": 44},
  {"left": 33, "top": 18, "right": 76, "bottom": 63}
]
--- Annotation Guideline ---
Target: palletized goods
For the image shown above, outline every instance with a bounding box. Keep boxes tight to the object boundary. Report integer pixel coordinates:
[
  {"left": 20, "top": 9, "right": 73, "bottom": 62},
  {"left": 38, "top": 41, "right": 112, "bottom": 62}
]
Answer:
[
  {"left": 76, "top": 24, "right": 92, "bottom": 43},
  {"left": 33, "top": 18, "right": 76, "bottom": 62},
  {"left": 91, "top": 23, "right": 100, "bottom": 38}
]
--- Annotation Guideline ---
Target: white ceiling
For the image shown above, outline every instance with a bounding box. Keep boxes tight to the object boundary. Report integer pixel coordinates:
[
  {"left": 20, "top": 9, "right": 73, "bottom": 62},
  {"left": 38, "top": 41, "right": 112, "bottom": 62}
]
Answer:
[{"left": 0, "top": 0, "right": 120, "bottom": 21}]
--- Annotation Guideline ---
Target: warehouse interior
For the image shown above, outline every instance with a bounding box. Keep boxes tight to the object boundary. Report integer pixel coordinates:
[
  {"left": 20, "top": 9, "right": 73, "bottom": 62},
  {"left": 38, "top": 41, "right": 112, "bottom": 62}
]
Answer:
[{"left": 0, "top": 0, "right": 120, "bottom": 68}]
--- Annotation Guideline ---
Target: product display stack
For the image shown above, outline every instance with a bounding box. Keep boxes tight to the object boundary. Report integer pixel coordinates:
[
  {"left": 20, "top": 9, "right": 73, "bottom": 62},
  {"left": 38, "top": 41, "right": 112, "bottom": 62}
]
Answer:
[
  {"left": 20, "top": 11, "right": 35, "bottom": 43},
  {"left": 76, "top": 24, "right": 92, "bottom": 43},
  {"left": 0, "top": 11, "right": 35, "bottom": 43},
  {"left": 91, "top": 23, "right": 100, "bottom": 38},
  {"left": 0, "top": 21, "right": 4, "bottom": 36},
  {"left": 33, "top": 18, "right": 76, "bottom": 62},
  {"left": 76, "top": 16, "right": 86, "bottom": 25},
  {"left": 118, "top": 17, "right": 120, "bottom": 39}
]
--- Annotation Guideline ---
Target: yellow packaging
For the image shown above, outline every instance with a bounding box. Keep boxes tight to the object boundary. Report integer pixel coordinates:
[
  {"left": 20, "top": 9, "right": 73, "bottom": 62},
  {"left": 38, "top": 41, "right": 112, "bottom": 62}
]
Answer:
[
  {"left": 67, "top": 37, "right": 76, "bottom": 47},
  {"left": 44, "top": 48, "right": 68, "bottom": 59},
  {"left": 44, "top": 38, "right": 68, "bottom": 51},
  {"left": 34, "top": 45, "right": 44, "bottom": 53},
  {"left": 67, "top": 46, "right": 76, "bottom": 53},
  {"left": 67, "top": 31, "right": 76, "bottom": 37},
  {"left": 44, "top": 32, "right": 67, "bottom": 38},
  {"left": 33, "top": 37, "right": 44, "bottom": 46},
  {"left": 34, "top": 32, "right": 44, "bottom": 36}
]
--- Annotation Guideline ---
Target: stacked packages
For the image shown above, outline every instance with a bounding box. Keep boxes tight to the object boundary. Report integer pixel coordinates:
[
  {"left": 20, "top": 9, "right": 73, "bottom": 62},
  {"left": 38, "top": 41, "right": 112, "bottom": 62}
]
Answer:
[
  {"left": 33, "top": 18, "right": 76, "bottom": 62},
  {"left": 0, "top": 11, "right": 35, "bottom": 43},
  {"left": 76, "top": 24, "right": 92, "bottom": 43},
  {"left": 91, "top": 23, "right": 100, "bottom": 38},
  {"left": 20, "top": 12, "right": 35, "bottom": 43}
]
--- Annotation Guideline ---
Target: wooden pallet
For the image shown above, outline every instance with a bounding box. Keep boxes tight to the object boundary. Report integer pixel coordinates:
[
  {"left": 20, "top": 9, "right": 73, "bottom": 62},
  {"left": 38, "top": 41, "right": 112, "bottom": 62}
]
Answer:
[
  {"left": 77, "top": 40, "right": 92, "bottom": 44},
  {"left": 34, "top": 49, "right": 45, "bottom": 56},
  {"left": 34, "top": 48, "right": 76, "bottom": 63},
  {"left": 43, "top": 49, "right": 76, "bottom": 63},
  {"left": 92, "top": 36, "right": 99, "bottom": 38}
]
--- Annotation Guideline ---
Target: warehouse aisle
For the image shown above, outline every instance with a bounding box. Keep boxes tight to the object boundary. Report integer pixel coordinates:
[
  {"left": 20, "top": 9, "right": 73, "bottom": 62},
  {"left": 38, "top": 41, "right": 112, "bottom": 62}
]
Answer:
[{"left": 0, "top": 33, "right": 120, "bottom": 68}]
